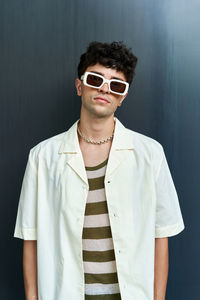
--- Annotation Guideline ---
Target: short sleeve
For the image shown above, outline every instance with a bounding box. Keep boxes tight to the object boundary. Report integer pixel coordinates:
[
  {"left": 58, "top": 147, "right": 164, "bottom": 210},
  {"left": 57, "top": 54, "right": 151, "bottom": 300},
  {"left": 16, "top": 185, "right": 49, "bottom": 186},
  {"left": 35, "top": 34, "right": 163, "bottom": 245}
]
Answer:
[
  {"left": 155, "top": 146, "right": 185, "bottom": 238},
  {"left": 13, "top": 149, "right": 38, "bottom": 240}
]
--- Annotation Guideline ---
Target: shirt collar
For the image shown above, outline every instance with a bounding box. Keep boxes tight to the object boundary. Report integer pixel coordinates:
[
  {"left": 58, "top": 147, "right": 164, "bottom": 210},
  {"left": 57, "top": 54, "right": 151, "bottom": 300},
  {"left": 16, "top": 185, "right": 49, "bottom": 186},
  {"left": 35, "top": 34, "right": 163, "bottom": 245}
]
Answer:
[{"left": 58, "top": 116, "right": 135, "bottom": 154}]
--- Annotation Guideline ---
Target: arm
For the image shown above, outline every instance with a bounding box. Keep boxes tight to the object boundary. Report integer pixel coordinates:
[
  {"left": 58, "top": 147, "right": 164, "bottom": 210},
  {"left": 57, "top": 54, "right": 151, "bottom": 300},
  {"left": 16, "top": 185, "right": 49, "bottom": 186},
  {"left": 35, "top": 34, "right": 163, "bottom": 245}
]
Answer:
[
  {"left": 154, "top": 237, "right": 169, "bottom": 300},
  {"left": 23, "top": 240, "right": 38, "bottom": 300}
]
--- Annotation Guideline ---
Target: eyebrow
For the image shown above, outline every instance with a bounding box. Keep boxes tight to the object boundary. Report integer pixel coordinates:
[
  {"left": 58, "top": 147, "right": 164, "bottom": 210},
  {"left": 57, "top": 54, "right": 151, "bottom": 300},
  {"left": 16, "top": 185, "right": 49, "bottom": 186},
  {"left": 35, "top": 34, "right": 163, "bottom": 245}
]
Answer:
[{"left": 89, "top": 71, "right": 125, "bottom": 82}]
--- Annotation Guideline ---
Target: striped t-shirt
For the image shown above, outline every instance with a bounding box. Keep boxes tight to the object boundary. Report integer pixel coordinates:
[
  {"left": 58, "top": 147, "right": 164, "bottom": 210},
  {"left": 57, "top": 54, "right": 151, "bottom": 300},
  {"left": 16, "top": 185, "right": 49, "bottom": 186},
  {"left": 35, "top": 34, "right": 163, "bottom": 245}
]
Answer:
[{"left": 82, "top": 157, "right": 121, "bottom": 300}]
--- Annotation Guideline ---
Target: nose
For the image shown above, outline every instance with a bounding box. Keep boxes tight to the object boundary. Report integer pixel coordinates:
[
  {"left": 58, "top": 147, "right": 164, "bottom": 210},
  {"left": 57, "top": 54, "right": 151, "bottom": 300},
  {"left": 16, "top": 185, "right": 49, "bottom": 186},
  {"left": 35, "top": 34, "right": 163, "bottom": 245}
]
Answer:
[{"left": 99, "top": 82, "right": 110, "bottom": 93}]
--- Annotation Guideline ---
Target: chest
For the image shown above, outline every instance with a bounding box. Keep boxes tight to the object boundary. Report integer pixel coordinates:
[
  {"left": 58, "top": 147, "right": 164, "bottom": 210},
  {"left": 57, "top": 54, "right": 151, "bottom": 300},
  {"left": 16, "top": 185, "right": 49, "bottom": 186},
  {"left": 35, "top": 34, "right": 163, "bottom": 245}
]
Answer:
[{"left": 79, "top": 140, "right": 112, "bottom": 167}]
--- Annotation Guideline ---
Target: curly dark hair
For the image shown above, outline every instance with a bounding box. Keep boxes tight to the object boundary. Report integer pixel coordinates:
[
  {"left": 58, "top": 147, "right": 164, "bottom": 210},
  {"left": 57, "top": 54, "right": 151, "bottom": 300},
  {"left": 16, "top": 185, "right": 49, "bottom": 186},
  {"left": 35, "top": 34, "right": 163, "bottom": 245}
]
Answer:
[{"left": 77, "top": 41, "right": 138, "bottom": 85}]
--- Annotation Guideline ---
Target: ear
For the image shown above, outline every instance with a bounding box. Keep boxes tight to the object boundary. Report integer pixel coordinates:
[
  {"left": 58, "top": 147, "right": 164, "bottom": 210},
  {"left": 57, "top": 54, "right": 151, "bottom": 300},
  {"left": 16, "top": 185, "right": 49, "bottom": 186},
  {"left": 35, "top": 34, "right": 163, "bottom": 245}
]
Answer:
[
  {"left": 118, "top": 93, "right": 128, "bottom": 107},
  {"left": 75, "top": 78, "right": 82, "bottom": 96}
]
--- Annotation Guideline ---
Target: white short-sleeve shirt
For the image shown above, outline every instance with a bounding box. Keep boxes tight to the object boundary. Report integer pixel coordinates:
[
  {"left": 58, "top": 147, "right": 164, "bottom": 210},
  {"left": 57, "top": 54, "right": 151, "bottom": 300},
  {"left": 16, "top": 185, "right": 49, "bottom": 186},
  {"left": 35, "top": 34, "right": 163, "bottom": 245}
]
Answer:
[{"left": 13, "top": 117, "right": 185, "bottom": 300}]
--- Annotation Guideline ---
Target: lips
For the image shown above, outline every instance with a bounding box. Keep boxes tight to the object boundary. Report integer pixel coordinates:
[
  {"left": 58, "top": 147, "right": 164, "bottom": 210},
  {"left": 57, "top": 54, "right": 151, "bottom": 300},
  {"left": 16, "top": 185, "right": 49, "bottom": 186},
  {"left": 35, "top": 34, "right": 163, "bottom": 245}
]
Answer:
[{"left": 94, "top": 97, "right": 110, "bottom": 103}]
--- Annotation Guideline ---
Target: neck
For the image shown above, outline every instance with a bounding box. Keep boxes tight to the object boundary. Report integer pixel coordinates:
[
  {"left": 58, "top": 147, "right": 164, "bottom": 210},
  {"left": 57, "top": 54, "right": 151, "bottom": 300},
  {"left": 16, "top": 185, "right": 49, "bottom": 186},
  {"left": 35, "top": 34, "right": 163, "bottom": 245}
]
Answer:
[{"left": 78, "top": 114, "right": 116, "bottom": 141}]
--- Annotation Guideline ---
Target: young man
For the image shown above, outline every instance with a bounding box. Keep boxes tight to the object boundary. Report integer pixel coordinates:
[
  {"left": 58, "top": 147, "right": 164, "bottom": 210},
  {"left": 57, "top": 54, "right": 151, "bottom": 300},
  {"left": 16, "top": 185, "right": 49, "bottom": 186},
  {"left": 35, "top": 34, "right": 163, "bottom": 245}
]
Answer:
[{"left": 14, "top": 41, "right": 184, "bottom": 300}]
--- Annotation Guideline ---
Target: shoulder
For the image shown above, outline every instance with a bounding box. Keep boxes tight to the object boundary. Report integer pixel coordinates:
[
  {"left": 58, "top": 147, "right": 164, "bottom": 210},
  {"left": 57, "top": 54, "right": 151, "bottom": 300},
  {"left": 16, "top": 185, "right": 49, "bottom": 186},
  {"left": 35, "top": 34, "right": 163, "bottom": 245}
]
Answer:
[
  {"left": 28, "top": 130, "right": 66, "bottom": 163},
  {"left": 124, "top": 126, "right": 165, "bottom": 177},
  {"left": 116, "top": 118, "right": 163, "bottom": 156},
  {"left": 127, "top": 126, "right": 164, "bottom": 157}
]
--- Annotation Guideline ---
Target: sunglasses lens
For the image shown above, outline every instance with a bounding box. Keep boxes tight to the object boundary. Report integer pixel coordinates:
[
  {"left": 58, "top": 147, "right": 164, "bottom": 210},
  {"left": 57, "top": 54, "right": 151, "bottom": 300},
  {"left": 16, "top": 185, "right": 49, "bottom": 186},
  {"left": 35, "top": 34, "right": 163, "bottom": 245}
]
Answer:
[
  {"left": 86, "top": 74, "right": 103, "bottom": 87},
  {"left": 84, "top": 73, "right": 127, "bottom": 94},
  {"left": 110, "top": 81, "right": 126, "bottom": 94}
]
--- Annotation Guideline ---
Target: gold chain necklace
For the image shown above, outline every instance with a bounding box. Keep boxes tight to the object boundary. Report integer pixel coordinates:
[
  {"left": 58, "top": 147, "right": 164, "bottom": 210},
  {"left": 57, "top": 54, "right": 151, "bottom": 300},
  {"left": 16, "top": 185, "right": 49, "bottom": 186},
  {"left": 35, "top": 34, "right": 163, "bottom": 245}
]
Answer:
[{"left": 77, "top": 121, "right": 115, "bottom": 145}]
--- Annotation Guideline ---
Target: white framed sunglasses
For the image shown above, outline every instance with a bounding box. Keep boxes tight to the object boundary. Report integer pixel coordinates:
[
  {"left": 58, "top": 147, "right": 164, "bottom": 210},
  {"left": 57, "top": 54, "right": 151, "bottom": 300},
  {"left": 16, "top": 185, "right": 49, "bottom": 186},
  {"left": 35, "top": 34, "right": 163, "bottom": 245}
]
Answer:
[{"left": 80, "top": 71, "right": 129, "bottom": 96}]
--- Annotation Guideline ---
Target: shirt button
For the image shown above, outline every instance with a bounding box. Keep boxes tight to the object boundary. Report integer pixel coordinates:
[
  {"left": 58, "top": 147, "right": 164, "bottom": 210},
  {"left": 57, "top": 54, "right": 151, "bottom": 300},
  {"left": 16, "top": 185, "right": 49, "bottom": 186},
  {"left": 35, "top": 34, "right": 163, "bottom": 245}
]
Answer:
[{"left": 118, "top": 250, "right": 121, "bottom": 253}]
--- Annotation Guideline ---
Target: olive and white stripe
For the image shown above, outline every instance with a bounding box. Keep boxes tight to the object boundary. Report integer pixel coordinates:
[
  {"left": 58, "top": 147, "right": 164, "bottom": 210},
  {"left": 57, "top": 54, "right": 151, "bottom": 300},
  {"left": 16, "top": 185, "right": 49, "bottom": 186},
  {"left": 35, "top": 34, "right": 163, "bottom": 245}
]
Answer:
[{"left": 82, "top": 158, "right": 121, "bottom": 300}]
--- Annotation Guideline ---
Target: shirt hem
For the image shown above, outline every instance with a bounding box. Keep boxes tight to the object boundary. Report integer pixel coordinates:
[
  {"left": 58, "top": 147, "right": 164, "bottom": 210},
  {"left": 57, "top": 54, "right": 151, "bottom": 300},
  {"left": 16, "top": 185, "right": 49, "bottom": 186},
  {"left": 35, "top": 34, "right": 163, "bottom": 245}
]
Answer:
[
  {"left": 13, "top": 227, "right": 37, "bottom": 240},
  {"left": 155, "top": 221, "right": 185, "bottom": 238}
]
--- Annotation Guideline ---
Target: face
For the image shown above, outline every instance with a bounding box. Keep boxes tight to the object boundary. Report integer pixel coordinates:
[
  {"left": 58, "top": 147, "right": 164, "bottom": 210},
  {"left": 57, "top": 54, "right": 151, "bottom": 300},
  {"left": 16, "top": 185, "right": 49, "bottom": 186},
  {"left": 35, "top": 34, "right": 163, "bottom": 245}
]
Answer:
[{"left": 75, "top": 63, "right": 128, "bottom": 119}]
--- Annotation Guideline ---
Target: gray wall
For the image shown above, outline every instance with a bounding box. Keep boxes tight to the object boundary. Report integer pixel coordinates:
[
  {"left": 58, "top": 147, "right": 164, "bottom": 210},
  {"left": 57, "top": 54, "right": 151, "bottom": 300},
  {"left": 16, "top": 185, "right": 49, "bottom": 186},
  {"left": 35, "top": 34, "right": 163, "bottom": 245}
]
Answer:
[{"left": 1, "top": 0, "right": 199, "bottom": 299}]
